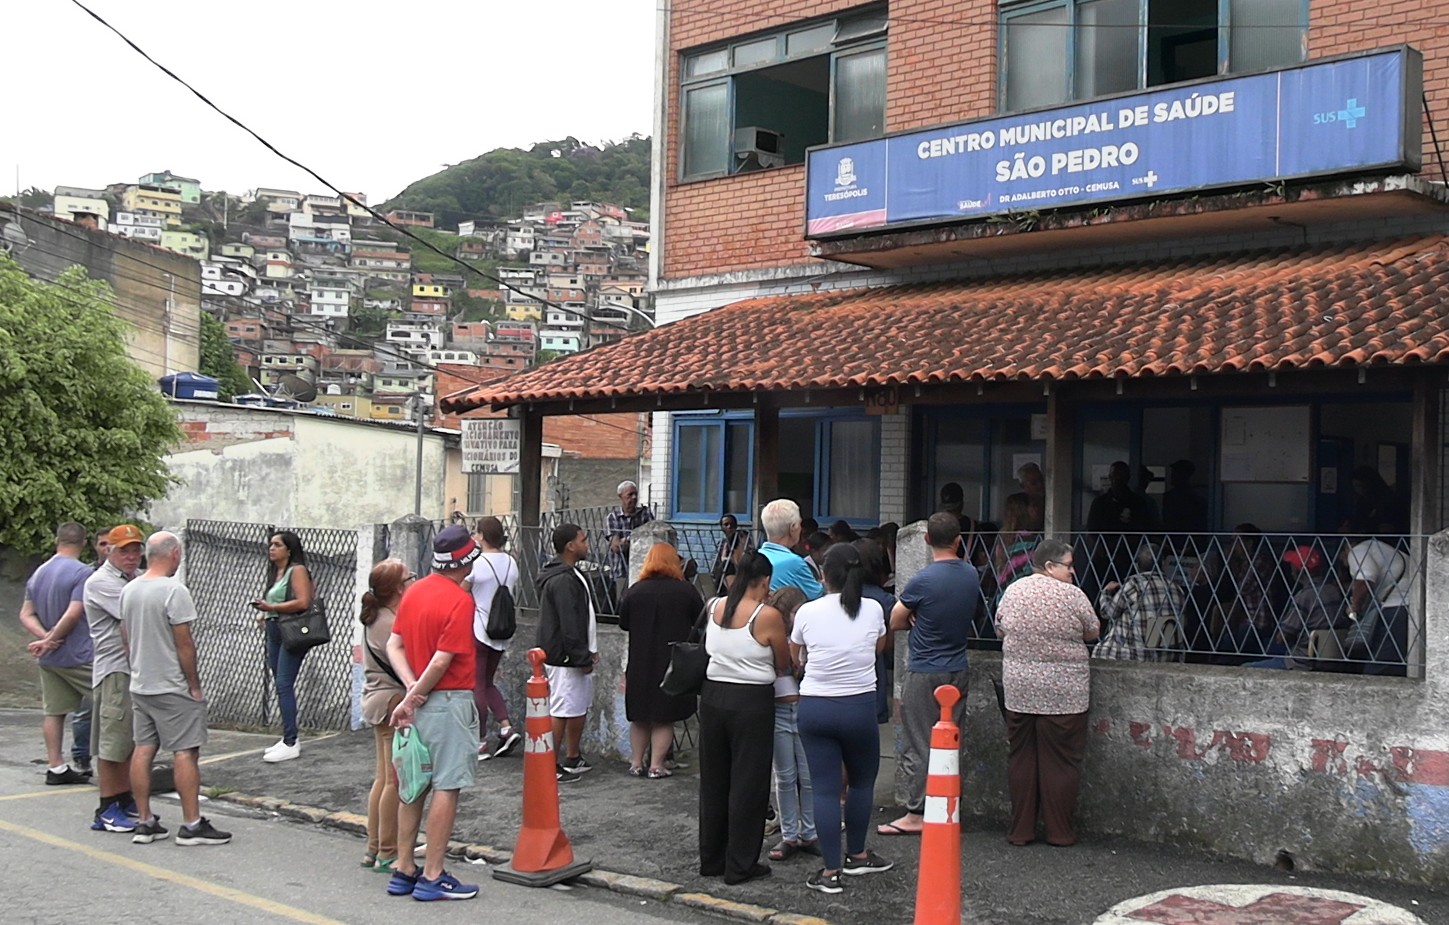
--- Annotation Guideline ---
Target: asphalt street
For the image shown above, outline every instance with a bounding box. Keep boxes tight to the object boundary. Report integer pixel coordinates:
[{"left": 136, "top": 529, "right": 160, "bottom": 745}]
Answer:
[
  {"left": 3, "top": 707, "right": 1446, "bottom": 924},
  {"left": 0, "top": 718, "right": 717, "bottom": 925}
]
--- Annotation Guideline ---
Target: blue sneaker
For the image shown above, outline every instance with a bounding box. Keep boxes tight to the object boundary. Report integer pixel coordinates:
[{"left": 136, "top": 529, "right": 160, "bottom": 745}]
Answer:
[
  {"left": 387, "top": 868, "right": 420, "bottom": 896},
  {"left": 413, "top": 870, "right": 478, "bottom": 901},
  {"left": 124, "top": 799, "right": 140, "bottom": 819},
  {"left": 93, "top": 802, "right": 136, "bottom": 833}
]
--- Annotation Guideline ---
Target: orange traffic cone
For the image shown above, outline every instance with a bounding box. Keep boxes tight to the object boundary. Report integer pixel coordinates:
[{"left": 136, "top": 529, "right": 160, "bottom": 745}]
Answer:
[
  {"left": 492, "top": 648, "right": 593, "bottom": 887},
  {"left": 914, "top": 684, "right": 962, "bottom": 925}
]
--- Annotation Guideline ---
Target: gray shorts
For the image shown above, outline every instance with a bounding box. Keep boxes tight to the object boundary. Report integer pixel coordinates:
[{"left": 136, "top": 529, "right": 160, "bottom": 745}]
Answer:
[
  {"left": 412, "top": 690, "right": 479, "bottom": 792},
  {"left": 133, "top": 691, "right": 208, "bottom": 753}
]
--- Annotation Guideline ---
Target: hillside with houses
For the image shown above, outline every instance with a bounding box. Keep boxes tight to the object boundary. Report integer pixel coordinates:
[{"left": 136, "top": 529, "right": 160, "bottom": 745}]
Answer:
[{"left": 42, "top": 148, "right": 651, "bottom": 425}]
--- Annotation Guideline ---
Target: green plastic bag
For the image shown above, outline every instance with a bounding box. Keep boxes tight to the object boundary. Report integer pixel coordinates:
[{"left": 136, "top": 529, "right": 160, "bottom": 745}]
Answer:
[{"left": 393, "top": 727, "right": 433, "bottom": 803}]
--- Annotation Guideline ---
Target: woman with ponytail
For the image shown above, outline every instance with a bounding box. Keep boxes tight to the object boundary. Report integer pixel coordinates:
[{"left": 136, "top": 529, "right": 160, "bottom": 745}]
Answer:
[
  {"left": 790, "top": 543, "right": 893, "bottom": 894},
  {"left": 698, "top": 551, "right": 790, "bottom": 886},
  {"left": 359, "top": 558, "right": 415, "bottom": 873}
]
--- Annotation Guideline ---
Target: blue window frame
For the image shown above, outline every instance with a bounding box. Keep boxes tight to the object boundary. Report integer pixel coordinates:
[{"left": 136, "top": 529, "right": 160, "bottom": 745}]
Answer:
[{"left": 671, "top": 409, "right": 881, "bottom": 525}]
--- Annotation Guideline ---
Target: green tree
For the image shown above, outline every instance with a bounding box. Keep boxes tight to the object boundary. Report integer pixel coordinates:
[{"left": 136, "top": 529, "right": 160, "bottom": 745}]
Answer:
[
  {"left": 350, "top": 303, "right": 399, "bottom": 338},
  {"left": 0, "top": 256, "right": 180, "bottom": 553},
  {"left": 198, "top": 312, "right": 251, "bottom": 399}
]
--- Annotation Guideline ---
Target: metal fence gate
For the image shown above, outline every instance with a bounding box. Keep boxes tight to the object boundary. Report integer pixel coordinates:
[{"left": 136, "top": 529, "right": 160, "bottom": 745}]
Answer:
[{"left": 185, "top": 520, "right": 358, "bottom": 731}]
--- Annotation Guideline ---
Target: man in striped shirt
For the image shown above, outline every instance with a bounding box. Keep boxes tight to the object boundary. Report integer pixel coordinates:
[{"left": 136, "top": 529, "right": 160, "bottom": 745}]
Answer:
[{"left": 1093, "top": 544, "right": 1186, "bottom": 662}]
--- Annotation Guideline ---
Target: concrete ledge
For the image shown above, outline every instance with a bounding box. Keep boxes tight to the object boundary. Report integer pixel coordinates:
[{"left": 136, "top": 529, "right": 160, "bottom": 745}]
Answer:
[
  {"left": 217, "top": 791, "right": 826, "bottom": 924},
  {"left": 323, "top": 811, "right": 367, "bottom": 834},
  {"left": 577, "top": 870, "right": 682, "bottom": 901},
  {"left": 463, "top": 843, "right": 512, "bottom": 865},
  {"left": 672, "top": 892, "right": 780, "bottom": 922},
  {"left": 276, "top": 802, "right": 329, "bottom": 824}
]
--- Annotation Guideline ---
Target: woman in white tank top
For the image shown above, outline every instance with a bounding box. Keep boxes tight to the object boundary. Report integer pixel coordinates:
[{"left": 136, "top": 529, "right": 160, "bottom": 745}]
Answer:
[{"left": 698, "top": 551, "right": 789, "bottom": 886}]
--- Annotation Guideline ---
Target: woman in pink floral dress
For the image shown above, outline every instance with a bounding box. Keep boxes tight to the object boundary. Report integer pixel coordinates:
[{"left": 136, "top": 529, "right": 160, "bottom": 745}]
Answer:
[{"left": 995, "top": 538, "right": 1099, "bottom": 847}]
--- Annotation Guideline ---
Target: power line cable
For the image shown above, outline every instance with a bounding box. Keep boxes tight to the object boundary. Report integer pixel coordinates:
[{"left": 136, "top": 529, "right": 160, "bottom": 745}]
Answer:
[{"left": 66, "top": 0, "right": 636, "bottom": 333}]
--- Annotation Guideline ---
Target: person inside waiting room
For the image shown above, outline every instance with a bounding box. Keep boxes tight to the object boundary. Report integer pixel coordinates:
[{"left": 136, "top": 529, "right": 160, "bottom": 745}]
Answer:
[
  {"left": 1093, "top": 542, "right": 1186, "bottom": 662},
  {"left": 1006, "top": 461, "right": 1046, "bottom": 533},
  {"left": 994, "top": 494, "right": 1040, "bottom": 603},
  {"left": 1214, "top": 524, "right": 1288, "bottom": 663},
  {"left": 1347, "top": 525, "right": 1410, "bottom": 677},
  {"left": 1244, "top": 545, "right": 1348, "bottom": 672},
  {"left": 1083, "top": 461, "right": 1158, "bottom": 601}
]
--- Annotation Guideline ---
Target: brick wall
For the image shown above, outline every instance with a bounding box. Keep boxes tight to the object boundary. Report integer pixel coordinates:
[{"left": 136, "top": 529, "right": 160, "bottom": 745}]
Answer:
[
  {"left": 175, "top": 404, "right": 296, "bottom": 447},
  {"left": 662, "top": 0, "right": 1449, "bottom": 281}
]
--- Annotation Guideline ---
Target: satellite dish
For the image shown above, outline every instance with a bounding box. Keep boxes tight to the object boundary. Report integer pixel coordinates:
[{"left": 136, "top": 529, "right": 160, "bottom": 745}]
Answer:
[
  {"left": 273, "top": 373, "right": 318, "bottom": 403},
  {"left": 1, "top": 219, "right": 31, "bottom": 255}
]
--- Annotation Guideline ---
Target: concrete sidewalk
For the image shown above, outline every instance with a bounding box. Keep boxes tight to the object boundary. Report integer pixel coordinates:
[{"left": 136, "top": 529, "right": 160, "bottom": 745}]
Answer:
[{"left": 183, "top": 720, "right": 1448, "bottom": 925}]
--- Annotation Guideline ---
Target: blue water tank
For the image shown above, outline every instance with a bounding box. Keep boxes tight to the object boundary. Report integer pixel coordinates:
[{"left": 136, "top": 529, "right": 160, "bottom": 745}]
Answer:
[{"left": 158, "top": 372, "right": 221, "bottom": 401}]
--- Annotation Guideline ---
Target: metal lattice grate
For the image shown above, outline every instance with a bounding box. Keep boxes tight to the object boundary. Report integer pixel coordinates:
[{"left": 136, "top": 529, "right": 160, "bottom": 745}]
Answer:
[{"left": 185, "top": 520, "right": 358, "bottom": 731}]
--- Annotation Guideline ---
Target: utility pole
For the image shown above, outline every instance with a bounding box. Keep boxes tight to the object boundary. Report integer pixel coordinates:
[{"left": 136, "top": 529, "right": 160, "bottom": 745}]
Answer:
[{"left": 413, "top": 390, "right": 427, "bottom": 516}]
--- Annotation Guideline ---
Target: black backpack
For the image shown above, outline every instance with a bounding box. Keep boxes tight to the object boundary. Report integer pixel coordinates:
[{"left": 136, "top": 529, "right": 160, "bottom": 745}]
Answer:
[{"left": 482, "top": 556, "right": 517, "bottom": 640}]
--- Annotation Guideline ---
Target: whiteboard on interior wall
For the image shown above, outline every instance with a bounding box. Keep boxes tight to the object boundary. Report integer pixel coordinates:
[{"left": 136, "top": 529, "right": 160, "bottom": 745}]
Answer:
[
  {"left": 1219, "top": 406, "right": 1310, "bottom": 482},
  {"left": 461, "top": 418, "right": 521, "bottom": 474}
]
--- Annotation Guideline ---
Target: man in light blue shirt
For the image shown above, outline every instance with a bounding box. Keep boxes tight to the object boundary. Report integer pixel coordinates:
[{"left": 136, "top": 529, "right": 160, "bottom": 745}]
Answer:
[{"left": 758, "top": 499, "right": 823, "bottom": 600}]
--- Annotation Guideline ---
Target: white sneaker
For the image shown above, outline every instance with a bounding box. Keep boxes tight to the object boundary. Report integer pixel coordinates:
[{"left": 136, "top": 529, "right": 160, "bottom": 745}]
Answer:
[
  {"left": 262, "top": 738, "right": 288, "bottom": 755},
  {"left": 263, "top": 741, "right": 300, "bottom": 763}
]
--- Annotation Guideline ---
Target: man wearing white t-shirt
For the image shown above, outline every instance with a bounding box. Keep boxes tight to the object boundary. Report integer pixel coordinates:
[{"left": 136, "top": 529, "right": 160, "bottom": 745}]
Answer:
[
  {"left": 1348, "top": 532, "right": 1410, "bottom": 676},
  {"left": 536, "top": 523, "right": 597, "bottom": 783},
  {"left": 463, "top": 516, "right": 522, "bottom": 760}
]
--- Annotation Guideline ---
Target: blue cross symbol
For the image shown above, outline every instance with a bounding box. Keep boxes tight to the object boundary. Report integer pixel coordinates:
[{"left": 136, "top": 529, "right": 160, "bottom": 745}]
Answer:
[{"left": 1338, "top": 99, "right": 1365, "bottom": 128}]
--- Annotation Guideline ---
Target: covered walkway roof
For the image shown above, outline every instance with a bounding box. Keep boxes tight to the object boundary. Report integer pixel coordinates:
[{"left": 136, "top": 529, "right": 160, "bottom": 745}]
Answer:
[{"left": 440, "top": 235, "right": 1449, "bottom": 415}]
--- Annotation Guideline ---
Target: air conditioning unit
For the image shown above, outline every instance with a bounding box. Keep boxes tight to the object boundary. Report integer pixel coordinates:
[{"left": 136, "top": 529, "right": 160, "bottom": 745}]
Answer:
[{"left": 733, "top": 126, "right": 785, "bottom": 172}]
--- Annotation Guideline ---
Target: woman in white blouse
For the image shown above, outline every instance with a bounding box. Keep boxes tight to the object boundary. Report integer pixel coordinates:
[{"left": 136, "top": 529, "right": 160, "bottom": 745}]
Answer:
[{"left": 791, "top": 544, "right": 894, "bottom": 895}]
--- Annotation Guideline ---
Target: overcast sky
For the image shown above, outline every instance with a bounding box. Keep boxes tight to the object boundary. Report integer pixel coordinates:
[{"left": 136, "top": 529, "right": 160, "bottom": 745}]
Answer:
[{"left": 6, "top": 0, "right": 656, "bottom": 203}]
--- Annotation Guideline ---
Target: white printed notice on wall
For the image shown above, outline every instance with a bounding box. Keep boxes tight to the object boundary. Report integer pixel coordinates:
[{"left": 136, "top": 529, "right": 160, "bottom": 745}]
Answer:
[
  {"left": 461, "top": 418, "right": 521, "bottom": 474},
  {"left": 1218, "top": 406, "right": 1310, "bottom": 482}
]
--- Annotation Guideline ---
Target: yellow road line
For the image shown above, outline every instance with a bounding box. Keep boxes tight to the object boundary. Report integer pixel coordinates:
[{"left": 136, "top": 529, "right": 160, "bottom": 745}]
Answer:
[
  {"left": 0, "top": 786, "right": 96, "bottom": 802},
  {"left": 0, "top": 817, "right": 349, "bottom": 925}
]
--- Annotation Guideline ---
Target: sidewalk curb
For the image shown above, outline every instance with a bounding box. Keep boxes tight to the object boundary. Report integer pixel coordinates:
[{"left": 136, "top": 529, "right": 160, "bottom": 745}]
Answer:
[{"left": 217, "top": 793, "right": 833, "bottom": 925}]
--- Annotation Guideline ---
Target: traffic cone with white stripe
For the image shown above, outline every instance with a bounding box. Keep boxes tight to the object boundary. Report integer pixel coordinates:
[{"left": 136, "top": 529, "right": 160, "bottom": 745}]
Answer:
[
  {"left": 492, "top": 648, "right": 592, "bottom": 887},
  {"left": 914, "top": 684, "right": 962, "bottom": 925}
]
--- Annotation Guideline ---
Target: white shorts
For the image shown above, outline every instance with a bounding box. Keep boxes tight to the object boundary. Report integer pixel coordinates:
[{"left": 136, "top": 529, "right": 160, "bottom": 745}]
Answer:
[{"left": 544, "top": 665, "right": 593, "bottom": 718}]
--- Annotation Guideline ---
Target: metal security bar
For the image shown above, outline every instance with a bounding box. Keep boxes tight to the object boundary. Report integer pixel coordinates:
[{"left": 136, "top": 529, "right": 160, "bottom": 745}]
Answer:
[
  {"left": 185, "top": 520, "right": 358, "bottom": 730},
  {"left": 975, "top": 530, "right": 1426, "bottom": 677}
]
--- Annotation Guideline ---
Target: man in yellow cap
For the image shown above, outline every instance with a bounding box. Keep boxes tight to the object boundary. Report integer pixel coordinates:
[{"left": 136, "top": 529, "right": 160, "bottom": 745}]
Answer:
[{"left": 84, "top": 524, "right": 146, "bottom": 832}]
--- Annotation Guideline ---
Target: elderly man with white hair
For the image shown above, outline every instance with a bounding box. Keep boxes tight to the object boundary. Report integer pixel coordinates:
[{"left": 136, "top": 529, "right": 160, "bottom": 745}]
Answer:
[
  {"left": 606, "top": 479, "right": 654, "bottom": 600},
  {"left": 758, "top": 499, "right": 823, "bottom": 600}
]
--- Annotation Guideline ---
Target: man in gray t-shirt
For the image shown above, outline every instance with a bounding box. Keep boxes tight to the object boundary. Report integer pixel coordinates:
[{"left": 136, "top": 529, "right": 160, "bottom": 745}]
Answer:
[
  {"left": 19, "top": 521, "right": 96, "bottom": 786},
  {"left": 84, "top": 524, "right": 145, "bottom": 831},
  {"left": 119, "top": 531, "right": 230, "bottom": 847}
]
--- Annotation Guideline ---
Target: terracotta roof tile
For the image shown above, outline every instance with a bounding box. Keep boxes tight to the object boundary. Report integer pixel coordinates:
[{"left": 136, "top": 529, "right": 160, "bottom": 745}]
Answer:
[{"left": 441, "top": 236, "right": 1449, "bottom": 412}]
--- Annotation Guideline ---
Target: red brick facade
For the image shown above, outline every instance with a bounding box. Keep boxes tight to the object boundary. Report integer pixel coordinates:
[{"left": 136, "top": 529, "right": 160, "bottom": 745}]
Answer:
[{"left": 662, "top": 0, "right": 1449, "bottom": 280}]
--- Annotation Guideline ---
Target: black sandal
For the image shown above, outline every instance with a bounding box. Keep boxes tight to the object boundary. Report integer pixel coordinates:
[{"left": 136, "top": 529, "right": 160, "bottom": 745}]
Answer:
[{"left": 768, "top": 840, "right": 800, "bottom": 861}]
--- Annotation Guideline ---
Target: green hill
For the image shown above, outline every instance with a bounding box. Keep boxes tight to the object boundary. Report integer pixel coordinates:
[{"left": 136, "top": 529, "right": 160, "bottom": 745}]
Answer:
[{"left": 381, "top": 136, "right": 650, "bottom": 227}]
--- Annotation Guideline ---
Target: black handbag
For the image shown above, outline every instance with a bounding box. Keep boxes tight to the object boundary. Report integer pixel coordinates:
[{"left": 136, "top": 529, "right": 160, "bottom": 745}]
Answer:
[
  {"left": 660, "top": 598, "right": 713, "bottom": 697},
  {"left": 276, "top": 569, "right": 330, "bottom": 654}
]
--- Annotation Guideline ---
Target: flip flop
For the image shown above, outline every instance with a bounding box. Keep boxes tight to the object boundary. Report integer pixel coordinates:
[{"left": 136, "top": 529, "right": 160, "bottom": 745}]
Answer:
[
  {"left": 877, "top": 822, "right": 922, "bottom": 836},
  {"left": 768, "top": 840, "right": 800, "bottom": 861},
  {"left": 647, "top": 767, "right": 673, "bottom": 779}
]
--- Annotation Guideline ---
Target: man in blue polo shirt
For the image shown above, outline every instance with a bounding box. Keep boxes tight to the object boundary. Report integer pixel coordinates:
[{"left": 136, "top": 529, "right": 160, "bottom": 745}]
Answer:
[
  {"left": 880, "top": 511, "right": 976, "bottom": 836},
  {"left": 758, "top": 499, "right": 823, "bottom": 600}
]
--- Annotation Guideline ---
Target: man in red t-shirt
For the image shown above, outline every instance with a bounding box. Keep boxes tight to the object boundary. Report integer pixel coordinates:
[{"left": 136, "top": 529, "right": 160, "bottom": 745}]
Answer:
[{"left": 384, "top": 525, "right": 481, "bottom": 902}]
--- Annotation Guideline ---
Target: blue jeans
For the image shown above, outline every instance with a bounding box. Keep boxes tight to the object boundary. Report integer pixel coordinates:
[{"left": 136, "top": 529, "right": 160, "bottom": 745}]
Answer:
[
  {"left": 798, "top": 692, "right": 879, "bottom": 871},
  {"left": 265, "top": 619, "right": 306, "bottom": 744},
  {"left": 72, "top": 697, "right": 92, "bottom": 762},
  {"left": 772, "top": 702, "right": 816, "bottom": 843}
]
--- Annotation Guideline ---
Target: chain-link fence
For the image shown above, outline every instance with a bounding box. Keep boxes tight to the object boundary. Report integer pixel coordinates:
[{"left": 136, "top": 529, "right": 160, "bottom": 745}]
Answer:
[
  {"left": 969, "top": 530, "right": 1426, "bottom": 676},
  {"left": 185, "top": 520, "right": 359, "bottom": 730}
]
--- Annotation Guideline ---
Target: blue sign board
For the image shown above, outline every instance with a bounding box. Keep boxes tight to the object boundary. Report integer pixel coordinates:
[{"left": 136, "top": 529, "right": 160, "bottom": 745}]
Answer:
[{"left": 805, "top": 48, "right": 1421, "bottom": 238}]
